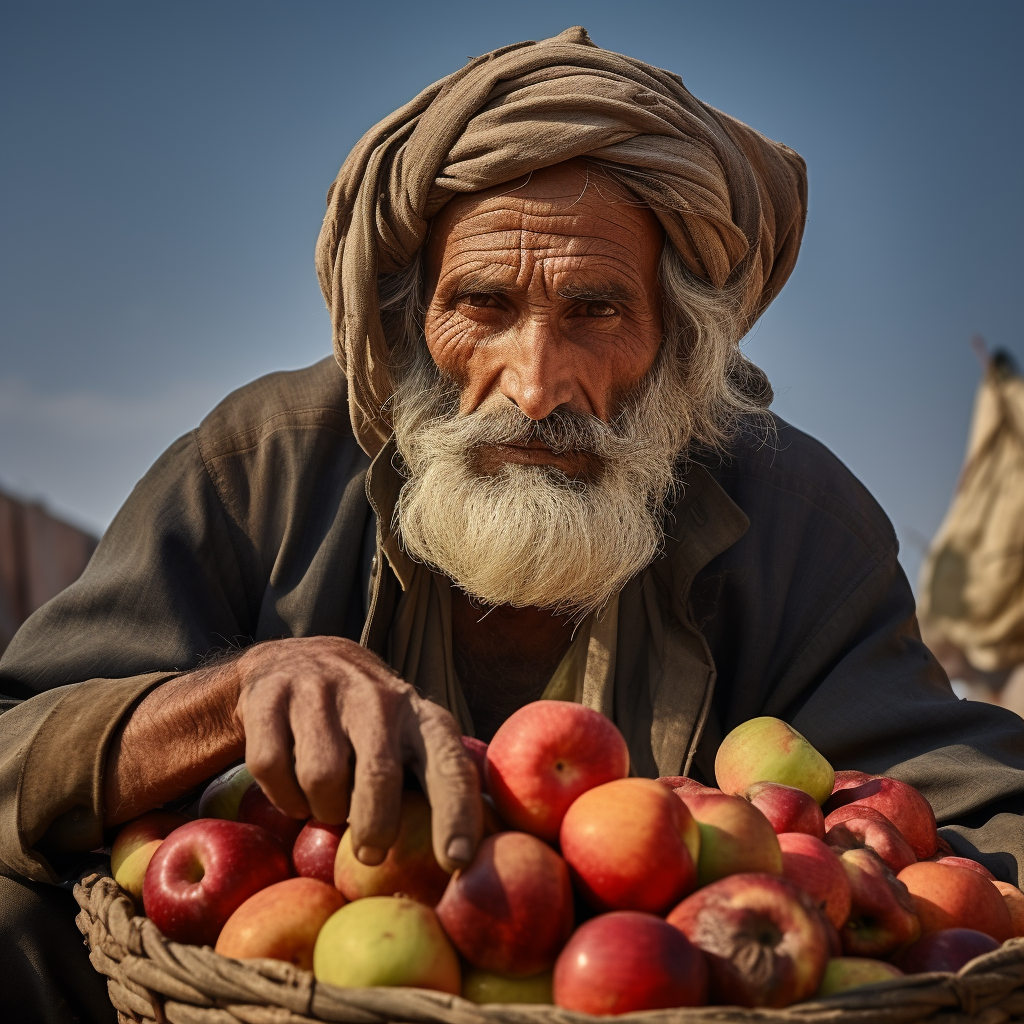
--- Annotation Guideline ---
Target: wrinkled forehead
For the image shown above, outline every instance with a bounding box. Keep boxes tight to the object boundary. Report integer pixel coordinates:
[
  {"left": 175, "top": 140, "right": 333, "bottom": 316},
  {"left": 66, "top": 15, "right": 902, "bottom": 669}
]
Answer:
[{"left": 425, "top": 160, "right": 664, "bottom": 284}]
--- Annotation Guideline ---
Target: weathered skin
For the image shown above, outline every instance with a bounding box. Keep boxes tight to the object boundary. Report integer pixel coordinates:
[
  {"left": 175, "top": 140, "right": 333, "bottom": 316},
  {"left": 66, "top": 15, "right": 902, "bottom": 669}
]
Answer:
[{"left": 101, "top": 161, "right": 663, "bottom": 871}]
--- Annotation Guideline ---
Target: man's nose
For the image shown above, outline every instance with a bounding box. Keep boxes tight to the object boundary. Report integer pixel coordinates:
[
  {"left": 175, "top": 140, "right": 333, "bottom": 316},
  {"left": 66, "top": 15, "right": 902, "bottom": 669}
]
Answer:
[{"left": 498, "top": 320, "right": 580, "bottom": 421}]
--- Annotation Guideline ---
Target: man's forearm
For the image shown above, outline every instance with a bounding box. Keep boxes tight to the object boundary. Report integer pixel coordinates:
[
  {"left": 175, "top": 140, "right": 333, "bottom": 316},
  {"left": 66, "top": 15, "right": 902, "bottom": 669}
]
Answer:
[{"left": 103, "top": 657, "right": 246, "bottom": 826}]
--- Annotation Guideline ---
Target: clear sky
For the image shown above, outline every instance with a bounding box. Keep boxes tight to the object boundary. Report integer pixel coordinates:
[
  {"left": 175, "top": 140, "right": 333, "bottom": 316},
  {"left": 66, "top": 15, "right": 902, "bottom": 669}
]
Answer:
[{"left": 2, "top": 1, "right": 1021, "bottom": 591}]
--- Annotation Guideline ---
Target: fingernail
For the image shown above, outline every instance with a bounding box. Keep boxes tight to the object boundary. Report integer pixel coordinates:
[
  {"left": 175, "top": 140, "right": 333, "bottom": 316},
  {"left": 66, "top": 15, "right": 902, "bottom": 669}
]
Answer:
[
  {"left": 447, "top": 836, "right": 473, "bottom": 864},
  {"left": 356, "top": 845, "right": 386, "bottom": 866}
]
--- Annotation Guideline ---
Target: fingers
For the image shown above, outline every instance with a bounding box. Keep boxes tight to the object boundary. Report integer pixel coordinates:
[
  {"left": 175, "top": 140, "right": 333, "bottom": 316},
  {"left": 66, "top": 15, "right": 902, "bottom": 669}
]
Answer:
[
  {"left": 408, "top": 698, "right": 483, "bottom": 873},
  {"left": 290, "top": 684, "right": 354, "bottom": 826}
]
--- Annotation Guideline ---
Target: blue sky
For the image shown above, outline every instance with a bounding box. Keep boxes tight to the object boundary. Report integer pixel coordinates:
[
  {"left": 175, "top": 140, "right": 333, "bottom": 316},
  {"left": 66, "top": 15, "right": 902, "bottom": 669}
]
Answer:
[{"left": 2, "top": 1, "right": 1021, "bottom": 590}]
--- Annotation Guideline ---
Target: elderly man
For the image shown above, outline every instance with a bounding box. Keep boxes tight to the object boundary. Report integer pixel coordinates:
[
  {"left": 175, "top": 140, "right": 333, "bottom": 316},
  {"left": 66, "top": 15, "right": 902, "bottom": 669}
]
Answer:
[{"left": 2, "top": 27, "right": 1023, "bottom": 1023}]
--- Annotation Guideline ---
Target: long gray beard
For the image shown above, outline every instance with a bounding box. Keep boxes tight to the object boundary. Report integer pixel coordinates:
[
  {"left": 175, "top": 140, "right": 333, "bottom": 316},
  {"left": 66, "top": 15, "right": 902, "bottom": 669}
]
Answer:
[{"left": 389, "top": 347, "right": 692, "bottom": 618}]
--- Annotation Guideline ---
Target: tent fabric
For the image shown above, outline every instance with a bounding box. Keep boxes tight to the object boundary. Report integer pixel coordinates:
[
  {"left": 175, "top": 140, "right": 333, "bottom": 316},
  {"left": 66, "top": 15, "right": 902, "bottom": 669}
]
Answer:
[
  {"left": 919, "top": 360, "right": 1024, "bottom": 673},
  {"left": 314, "top": 25, "right": 807, "bottom": 457}
]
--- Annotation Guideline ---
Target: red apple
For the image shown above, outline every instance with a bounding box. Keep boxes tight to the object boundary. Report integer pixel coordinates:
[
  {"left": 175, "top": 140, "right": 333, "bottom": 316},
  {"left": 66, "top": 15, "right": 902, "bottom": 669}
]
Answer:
[
  {"left": 933, "top": 856, "right": 996, "bottom": 881},
  {"left": 932, "top": 835, "right": 956, "bottom": 858},
  {"left": 554, "top": 912, "right": 708, "bottom": 1014},
  {"left": 678, "top": 790, "right": 783, "bottom": 886},
  {"left": 238, "top": 781, "right": 307, "bottom": 852},
  {"left": 777, "top": 832, "right": 851, "bottom": 929},
  {"left": 111, "top": 810, "right": 190, "bottom": 907},
  {"left": 745, "top": 781, "right": 826, "bottom": 839},
  {"left": 559, "top": 778, "right": 698, "bottom": 913},
  {"left": 667, "top": 873, "right": 831, "bottom": 1008},
  {"left": 657, "top": 776, "right": 715, "bottom": 797},
  {"left": 215, "top": 877, "right": 345, "bottom": 969},
  {"left": 485, "top": 701, "right": 629, "bottom": 842},
  {"left": 831, "top": 770, "right": 875, "bottom": 791},
  {"left": 840, "top": 848, "right": 920, "bottom": 957},
  {"left": 334, "top": 790, "right": 450, "bottom": 906},
  {"left": 143, "top": 819, "right": 292, "bottom": 946},
  {"left": 824, "top": 805, "right": 917, "bottom": 874},
  {"left": 293, "top": 820, "right": 346, "bottom": 884},
  {"left": 461, "top": 735, "right": 489, "bottom": 794},
  {"left": 993, "top": 881, "right": 1024, "bottom": 937},
  {"left": 895, "top": 928, "right": 1000, "bottom": 974},
  {"left": 897, "top": 861, "right": 1013, "bottom": 942},
  {"left": 816, "top": 957, "right": 903, "bottom": 996},
  {"left": 824, "top": 776, "right": 937, "bottom": 860},
  {"left": 435, "top": 832, "right": 573, "bottom": 977}
]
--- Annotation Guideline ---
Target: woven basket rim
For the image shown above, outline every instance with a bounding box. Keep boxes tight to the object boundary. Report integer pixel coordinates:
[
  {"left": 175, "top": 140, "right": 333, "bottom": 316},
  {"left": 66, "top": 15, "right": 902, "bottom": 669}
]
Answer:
[{"left": 74, "top": 868, "right": 1024, "bottom": 1024}]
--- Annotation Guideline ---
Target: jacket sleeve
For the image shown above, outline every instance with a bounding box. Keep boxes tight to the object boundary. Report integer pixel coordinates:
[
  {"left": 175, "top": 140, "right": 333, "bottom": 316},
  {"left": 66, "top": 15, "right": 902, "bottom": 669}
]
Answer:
[
  {"left": 0, "top": 431, "right": 253, "bottom": 882},
  {"left": 774, "top": 551, "right": 1024, "bottom": 884}
]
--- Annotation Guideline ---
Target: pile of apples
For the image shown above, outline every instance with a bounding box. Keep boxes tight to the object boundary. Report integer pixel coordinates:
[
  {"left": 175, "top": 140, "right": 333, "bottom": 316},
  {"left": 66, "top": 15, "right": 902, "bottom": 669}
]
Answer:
[{"left": 111, "top": 702, "right": 1024, "bottom": 1014}]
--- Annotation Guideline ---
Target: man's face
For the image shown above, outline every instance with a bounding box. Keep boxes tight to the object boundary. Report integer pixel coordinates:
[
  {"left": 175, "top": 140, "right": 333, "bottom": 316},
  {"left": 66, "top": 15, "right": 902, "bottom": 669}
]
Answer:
[{"left": 424, "top": 161, "right": 665, "bottom": 482}]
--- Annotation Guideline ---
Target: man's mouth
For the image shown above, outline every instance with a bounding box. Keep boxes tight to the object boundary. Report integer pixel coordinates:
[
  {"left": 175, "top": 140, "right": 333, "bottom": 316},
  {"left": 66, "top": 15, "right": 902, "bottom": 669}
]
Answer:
[{"left": 472, "top": 442, "right": 602, "bottom": 481}]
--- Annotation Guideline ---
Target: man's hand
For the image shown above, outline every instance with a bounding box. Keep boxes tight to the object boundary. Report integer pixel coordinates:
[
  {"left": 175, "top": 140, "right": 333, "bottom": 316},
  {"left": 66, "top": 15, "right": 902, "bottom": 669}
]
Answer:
[
  {"left": 103, "top": 637, "right": 483, "bottom": 873},
  {"left": 236, "top": 636, "right": 481, "bottom": 871}
]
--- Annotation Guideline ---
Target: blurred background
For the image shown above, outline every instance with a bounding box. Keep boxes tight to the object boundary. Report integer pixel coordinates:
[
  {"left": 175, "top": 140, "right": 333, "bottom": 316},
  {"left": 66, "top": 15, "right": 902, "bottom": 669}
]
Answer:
[{"left": 2, "top": 2, "right": 1022, "bottom": 657}]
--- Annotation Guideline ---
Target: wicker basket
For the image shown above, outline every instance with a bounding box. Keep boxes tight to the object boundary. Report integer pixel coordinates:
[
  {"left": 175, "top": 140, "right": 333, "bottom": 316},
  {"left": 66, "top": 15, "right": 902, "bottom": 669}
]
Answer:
[{"left": 74, "top": 871, "right": 1024, "bottom": 1024}]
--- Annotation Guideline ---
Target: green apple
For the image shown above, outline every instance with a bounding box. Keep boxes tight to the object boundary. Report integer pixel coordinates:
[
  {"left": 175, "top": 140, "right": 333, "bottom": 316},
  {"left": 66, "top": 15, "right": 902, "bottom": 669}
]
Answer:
[
  {"left": 198, "top": 764, "right": 254, "bottom": 820},
  {"left": 816, "top": 957, "right": 903, "bottom": 996},
  {"left": 313, "top": 896, "right": 460, "bottom": 993},
  {"left": 463, "top": 968, "right": 553, "bottom": 1004},
  {"left": 111, "top": 809, "right": 190, "bottom": 907},
  {"left": 715, "top": 717, "right": 834, "bottom": 805}
]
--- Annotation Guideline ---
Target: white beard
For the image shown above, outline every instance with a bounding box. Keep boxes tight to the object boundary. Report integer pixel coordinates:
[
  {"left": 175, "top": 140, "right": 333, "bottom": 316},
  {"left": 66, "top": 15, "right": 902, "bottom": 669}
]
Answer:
[{"left": 390, "top": 348, "right": 692, "bottom": 618}]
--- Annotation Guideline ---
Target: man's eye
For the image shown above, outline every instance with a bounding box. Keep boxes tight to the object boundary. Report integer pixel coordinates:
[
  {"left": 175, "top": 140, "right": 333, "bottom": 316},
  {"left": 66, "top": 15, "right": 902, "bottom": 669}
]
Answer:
[
  {"left": 586, "top": 302, "right": 617, "bottom": 318},
  {"left": 460, "top": 293, "right": 501, "bottom": 308}
]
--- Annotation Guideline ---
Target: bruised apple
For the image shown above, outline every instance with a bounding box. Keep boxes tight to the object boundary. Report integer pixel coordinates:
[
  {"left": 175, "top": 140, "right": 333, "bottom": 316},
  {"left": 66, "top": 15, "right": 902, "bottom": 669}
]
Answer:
[
  {"left": 816, "top": 957, "right": 903, "bottom": 996},
  {"left": 825, "top": 775, "right": 937, "bottom": 860},
  {"left": 745, "top": 782, "right": 825, "bottom": 839},
  {"left": 143, "top": 819, "right": 292, "bottom": 946},
  {"left": 238, "top": 782, "right": 307, "bottom": 852},
  {"left": 215, "top": 877, "right": 345, "bottom": 969},
  {"left": 824, "top": 805, "right": 917, "bottom": 874},
  {"left": 313, "top": 896, "right": 460, "bottom": 992},
  {"left": 111, "top": 810, "right": 190, "bottom": 907},
  {"left": 486, "top": 701, "right": 629, "bottom": 841},
  {"left": 715, "top": 718, "right": 834, "bottom": 806},
  {"left": 334, "top": 790, "right": 449, "bottom": 906},
  {"left": 667, "top": 873, "right": 830, "bottom": 1008},
  {"left": 777, "top": 832, "right": 851, "bottom": 929},
  {"left": 678, "top": 790, "right": 782, "bottom": 886},
  {"left": 436, "top": 832, "right": 573, "bottom": 976},
  {"left": 897, "top": 861, "right": 1012, "bottom": 942},
  {"left": 554, "top": 912, "right": 708, "bottom": 1014},
  {"left": 559, "top": 778, "right": 698, "bottom": 913},
  {"left": 839, "top": 848, "right": 920, "bottom": 958},
  {"left": 293, "top": 820, "right": 346, "bottom": 884}
]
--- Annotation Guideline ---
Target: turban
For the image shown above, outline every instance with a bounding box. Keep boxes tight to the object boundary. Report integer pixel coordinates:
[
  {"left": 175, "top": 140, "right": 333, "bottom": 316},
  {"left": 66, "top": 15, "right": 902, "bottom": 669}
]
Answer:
[{"left": 316, "top": 26, "right": 808, "bottom": 457}]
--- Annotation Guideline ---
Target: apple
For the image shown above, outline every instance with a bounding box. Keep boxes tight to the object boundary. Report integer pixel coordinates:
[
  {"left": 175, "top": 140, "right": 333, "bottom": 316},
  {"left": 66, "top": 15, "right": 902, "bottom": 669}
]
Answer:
[
  {"left": 292, "top": 820, "right": 346, "bottom": 884},
  {"left": 559, "top": 778, "right": 699, "bottom": 913},
  {"left": 485, "top": 701, "right": 629, "bottom": 842},
  {"left": 745, "top": 781, "right": 826, "bottom": 839},
  {"left": 993, "top": 881, "right": 1024, "bottom": 937},
  {"left": 825, "top": 775, "right": 937, "bottom": 860},
  {"left": 667, "top": 873, "right": 830, "bottom": 1008},
  {"left": 463, "top": 968, "right": 553, "bottom": 1004},
  {"left": 143, "top": 819, "right": 292, "bottom": 946},
  {"left": 839, "top": 848, "right": 920, "bottom": 958},
  {"left": 435, "top": 832, "right": 574, "bottom": 976},
  {"left": 715, "top": 717, "right": 834, "bottom": 806},
  {"left": 238, "top": 781, "right": 307, "bottom": 852},
  {"left": 777, "top": 832, "right": 851, "bottom": 929},
  {"left": 824, "top": 805, "right": 917, "bottom": 874},
  {"left": 897, "top": 861, "right": 1013, "bottom": 942},
  {"left": 554, "top": 911, "right": 708, "bottom": 1014},
  {"left": 657, "top": 776, "right": 715, "bottom": 797},
  {"left": 677, "top": 790, "right": 783, "bottom": 886},
  {"left": 831, "top": 770, "right": 874, "bottom": 791},
  {"left": 461, "top": 736, "right": 489, "bottom": 793},
  {"left": 313, "top": 895, "right": 460, "bottom": 992},
  {"left": 111, "top": 810, "right": 190, "bottom": 908},
  {"left": 334, "top": 790, "right": 450, "bottom": 906},
  {"left": 933, "top": 856, "right": 995, "bottom": 881},
  {"left": 198, "top": 764, "right": 254, "bottom": 820},
  {"left": 215, "top": 877, "right": 345, "bottom": 969},
  {"left": 816, "top": 957, "right": 903, "bottom": 996},
  {"left": 895, "top": 928, "right": 1000, "bottom": 974},
  {"left": 932, "top": 835, "right": 956, "bottom": 858}
]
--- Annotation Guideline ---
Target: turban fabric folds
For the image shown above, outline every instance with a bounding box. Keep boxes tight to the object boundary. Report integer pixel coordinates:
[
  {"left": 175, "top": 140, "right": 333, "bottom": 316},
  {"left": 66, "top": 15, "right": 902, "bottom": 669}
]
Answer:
[{"left": 316, "top": 26, "right": 808, "bottom": 457}]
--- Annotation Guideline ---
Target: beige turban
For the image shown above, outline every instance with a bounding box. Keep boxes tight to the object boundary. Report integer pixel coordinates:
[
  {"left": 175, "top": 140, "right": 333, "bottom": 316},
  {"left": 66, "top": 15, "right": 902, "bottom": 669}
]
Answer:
[{"left": 316, "top": 26, "right": 808, "bottom": 457}]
